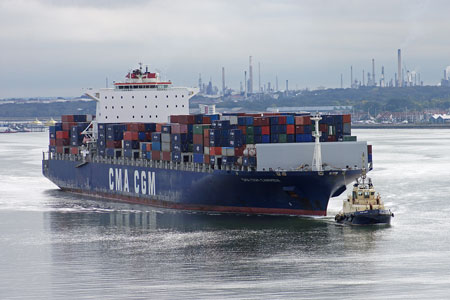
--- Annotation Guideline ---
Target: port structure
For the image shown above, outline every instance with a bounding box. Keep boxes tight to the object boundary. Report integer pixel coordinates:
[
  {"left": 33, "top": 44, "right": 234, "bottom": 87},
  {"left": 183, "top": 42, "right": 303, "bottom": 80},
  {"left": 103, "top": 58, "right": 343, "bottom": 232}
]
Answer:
[{"left": 311, "top": 113, "right": 323, "bottom": 172}]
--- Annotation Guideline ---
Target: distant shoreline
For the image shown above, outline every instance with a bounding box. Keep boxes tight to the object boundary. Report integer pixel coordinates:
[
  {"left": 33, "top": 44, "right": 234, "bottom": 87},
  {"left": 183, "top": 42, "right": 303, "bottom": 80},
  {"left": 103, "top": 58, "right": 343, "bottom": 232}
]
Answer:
[{"left": 352, "top": 123, "right": 450, "bottom": 129}]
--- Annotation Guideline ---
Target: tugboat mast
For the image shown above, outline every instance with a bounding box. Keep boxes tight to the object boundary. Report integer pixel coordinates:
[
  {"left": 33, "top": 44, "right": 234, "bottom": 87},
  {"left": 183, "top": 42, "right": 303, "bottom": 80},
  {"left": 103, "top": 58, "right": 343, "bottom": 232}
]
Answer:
[{"left": 311, "top": 113, "right": 323, "bottom": 172}]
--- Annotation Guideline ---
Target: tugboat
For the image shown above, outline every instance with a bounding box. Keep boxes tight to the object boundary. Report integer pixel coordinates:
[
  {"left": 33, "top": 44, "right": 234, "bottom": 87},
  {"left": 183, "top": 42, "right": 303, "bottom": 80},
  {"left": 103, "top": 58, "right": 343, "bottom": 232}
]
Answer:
[{"left": 335, "top": 175, "right": 393, "bottom": 225}]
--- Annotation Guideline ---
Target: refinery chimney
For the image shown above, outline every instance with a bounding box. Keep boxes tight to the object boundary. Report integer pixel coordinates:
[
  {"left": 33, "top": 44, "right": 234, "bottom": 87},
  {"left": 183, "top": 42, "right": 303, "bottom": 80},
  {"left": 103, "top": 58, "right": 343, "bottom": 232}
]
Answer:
[
  {"left": 244, "top": 71, "right": 247, "bottom": 99},
  {"left": 372, "top": 59, "right": 375, "bottom": 86},
  {"left": 222, "top": 67, "right": 225, "bottom": 96},
  {"left": 398, "top": 49, "right": 402, "bottom": 87},
  {"left": 350, "top": 66, "right": 353, "bottom": 88},
  {"left": 248, "top": 56, "right": 253, "bottom": 94}
]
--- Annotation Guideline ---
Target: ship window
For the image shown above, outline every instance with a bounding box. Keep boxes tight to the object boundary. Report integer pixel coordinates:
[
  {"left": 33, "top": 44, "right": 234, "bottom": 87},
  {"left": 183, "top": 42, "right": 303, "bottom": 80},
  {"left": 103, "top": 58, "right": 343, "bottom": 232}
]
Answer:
[
  {"left": 182, "top": 95, "right": 184, "bottom": 98},
  {"left": 167, "top": 105, "right": 169, "bottom": 108},
  {"left": 175, "top": 95, "right": 177, "bottom": 98},
  {"left": 145, "top": 95, "right": 147, "bottom": 99},
  {"left": 105, "top": 106, "right": 107, "bottom": 109},
  {"left": 105, "top": 116, "right": 108, "bottom": 119},
  {"left": 155, "top": 95, "right": 157, "bottom": 98},
  {"left": 145, "top": 105, "right": 147, "bottom": 108},
  {"left": 176, "top": 105, "right": 178, "bottom": 108},
  {"left": 112, "top": 96, "right": 114, "bottom": 99},
  {"left": 149, "top": 115, "right": 152, "bottom": 118},
  {"left": 121, "top": 96, "right": 123, "bottom": 99},
  {"left": 133, "top": 116, "right": 135, "bottom": 119},
  {"left": 132, "top": 96, "right": 134, "bottom": 99},
  {"left": 155, "top": 105, "right": 158, "bottom": 108},
  {"left": 132, "top": 105, "right": 135, "bottom": 108},
  {"left": 105, "top": 96, "right": 107, "bottom": 99},
  {"left": 364, "top": 192, "right": 370, "bottom": 198},
  {"left": 156, "top": 115, "right": 158, "bottom": 118},
  {"left": 141, "top": 115, "right": 143, "bottom": 118},
  {"left": 121, "top": 106, "right": 123, "bottom": 109},
  {"left": 112, "top": 106, "right": 114, "bottom": 109},
  {"left": 166, "top": 95, "right": 169, "bottom": 98},
  {"left": 182, "top": 105, "right": 185, "bottom": 107},
  {"left": 117, "top": 116, "right": 119, "bottom": 119}
]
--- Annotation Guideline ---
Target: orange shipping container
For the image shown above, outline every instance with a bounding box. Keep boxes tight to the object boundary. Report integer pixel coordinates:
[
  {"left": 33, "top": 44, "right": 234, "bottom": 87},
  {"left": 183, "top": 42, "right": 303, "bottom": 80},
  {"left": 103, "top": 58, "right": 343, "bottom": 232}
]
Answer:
[
  {"left": 56, "top": 131, "right": 69, "bottom": 139},
  {"left": 343, "top": 114, "right": 351, "bottom": 123},
  {"left": 286, "top": 125, "right": 295, "bottom": 134}
]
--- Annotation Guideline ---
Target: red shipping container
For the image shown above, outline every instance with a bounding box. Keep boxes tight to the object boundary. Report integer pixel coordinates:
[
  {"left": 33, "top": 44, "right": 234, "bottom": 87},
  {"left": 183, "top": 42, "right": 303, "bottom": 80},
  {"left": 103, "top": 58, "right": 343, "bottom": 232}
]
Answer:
[
  {"left": 295, "top": 125, "right": 305, "bottom": 134},
  {"left": 127, "top": 123, "right": 145, "bottom": 132},
  {"left": 70, "top": 147, "right": 79, "bottom": 155},
  {"left": 203, "top": 129, "right": 210, "bottom": 138},
  {"left": 253, "top": 118, "right": 261, "bottom": 126},
  {"left": 343, "top": 114, "right": 351, "bottom": 123},
  {"left": 202, "top": 116, "right": 211, "bottom": 124},
  {"left": 56, "top": 146, "right": 69, "bottom": 154},
  {"left": 170, "top": 115, "right": 180, "bottom": 123},
  {"left": 62, "top": 122, "right": 77, "bottom": 131},
  {"left": 49, "top": 139, "right": 56, "bottom": 146},
  {"left": 106, "top": 140, "right": 122, "bottom": 148},
  {"left": 162, "top": 151, "right": 171, "bottom": 161},
  {"left": 61, "top": 115, "right": 74, "bottom": 122},
  {"left": 319, "top": 124, "right": 328, "bottom": 132},
  {"left": 145, "top": 132, "right": 152, "bottom": 141},
  {"left": 56, "top": 139, "right": 69, "bottom": 146},
  {"left": 234, "top": 146, "right": 245, "bottom": 156},
  {"left": 172, "top": 124, "right": 188, "bottom": 134},
  {"left": 146, "top": 143, "right": 152, "bottom": 152},
  {"left": 287, "top": 125, "right": 295, "bottom": 134},
  {"left": 295, "top": 116, "right": 311, "bottom": 125},
  {"left": 179, "top": 115, "right": 195, "bottom": 124},
  {"left": 328, "top": 136, "right": 336, "bottom": 142},
  {"left": 210, "top": 147, "right": 222, "bottom": 155},
  {"left": 278, "top": 116, "right": 287, "bottom": 125},
  {"left": 261, "top": 126, "right": 270, "bottom": 135},
  {"left": 123, "top": 131, "right": 139, "bottom": 141},
  {"left": 151, "top": 150, "right": 161, "bottom": 160},
  {"left": 238, "top": 126, "right": 247, "bottom": 135},
  {"left": 203, "top": 138, "right": 210, "bottom": 147},
  {"left": 193, "top": 134, "right": 203, "bottom": 144},
  {"left": 203, "top": 155, "right": 210, "bottom": 164},
  {"left": 260, "top": 117, "right": 270, "bottom": 126},
  {"left": 56, "top": 131, "right": 69, "bottom": 139},
  {"left": 368, "top": 144, "right": 372, "bottom": 154}
]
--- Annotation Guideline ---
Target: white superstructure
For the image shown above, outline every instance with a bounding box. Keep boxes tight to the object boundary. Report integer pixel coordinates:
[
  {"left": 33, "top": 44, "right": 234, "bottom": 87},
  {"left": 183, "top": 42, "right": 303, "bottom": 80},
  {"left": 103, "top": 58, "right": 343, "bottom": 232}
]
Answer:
[{"left": 85, "top": 65, "right": 198, "bottom": 124}]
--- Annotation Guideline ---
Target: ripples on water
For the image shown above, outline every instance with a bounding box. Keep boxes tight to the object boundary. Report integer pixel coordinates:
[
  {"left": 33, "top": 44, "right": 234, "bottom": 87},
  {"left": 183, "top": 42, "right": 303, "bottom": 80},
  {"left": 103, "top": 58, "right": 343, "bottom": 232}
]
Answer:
[{"left": 1, "top": 130, "right": 450, "bottom": 299}]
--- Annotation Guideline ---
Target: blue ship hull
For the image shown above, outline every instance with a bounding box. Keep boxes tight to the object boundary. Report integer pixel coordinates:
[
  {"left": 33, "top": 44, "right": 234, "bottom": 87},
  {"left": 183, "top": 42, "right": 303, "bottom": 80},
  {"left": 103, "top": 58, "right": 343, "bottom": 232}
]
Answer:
[{"left": 42, "top": 156, "right": 362, "bottom": 216}]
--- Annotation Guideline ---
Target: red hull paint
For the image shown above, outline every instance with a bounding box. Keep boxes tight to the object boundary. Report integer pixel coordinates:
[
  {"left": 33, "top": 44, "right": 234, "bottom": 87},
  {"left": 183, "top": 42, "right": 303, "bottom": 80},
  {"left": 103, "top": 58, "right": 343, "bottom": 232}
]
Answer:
[{"left": 62, "top": 187, "right": 327, "bottom": 217}]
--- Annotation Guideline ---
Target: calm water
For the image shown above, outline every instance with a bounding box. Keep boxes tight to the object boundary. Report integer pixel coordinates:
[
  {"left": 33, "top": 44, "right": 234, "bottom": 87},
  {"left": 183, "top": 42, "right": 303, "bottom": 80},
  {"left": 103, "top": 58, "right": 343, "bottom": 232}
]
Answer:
[{"left": 1, "top": 130, "right": 450, "bottom": 299}]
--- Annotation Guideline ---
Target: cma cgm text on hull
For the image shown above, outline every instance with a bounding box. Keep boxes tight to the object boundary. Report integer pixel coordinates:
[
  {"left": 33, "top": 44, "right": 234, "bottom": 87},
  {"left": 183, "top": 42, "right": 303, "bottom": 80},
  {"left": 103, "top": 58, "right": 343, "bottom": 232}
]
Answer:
[{"left": 43, "top": 65, "right": 372, "bottom": 216}]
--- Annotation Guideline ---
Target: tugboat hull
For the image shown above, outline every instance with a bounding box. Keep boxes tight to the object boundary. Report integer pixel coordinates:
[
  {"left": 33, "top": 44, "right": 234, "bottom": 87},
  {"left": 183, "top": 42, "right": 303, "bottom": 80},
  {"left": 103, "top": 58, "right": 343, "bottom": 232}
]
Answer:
[{"left": 335, "top": 209, "right": 393, "bottom": 225}]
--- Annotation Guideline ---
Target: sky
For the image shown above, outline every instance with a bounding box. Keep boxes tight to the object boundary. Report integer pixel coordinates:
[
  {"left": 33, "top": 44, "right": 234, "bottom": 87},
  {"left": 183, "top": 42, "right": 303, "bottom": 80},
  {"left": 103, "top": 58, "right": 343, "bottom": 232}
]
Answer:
[{"left": 0, "top": 0, "right": 450, "bottom": 98}]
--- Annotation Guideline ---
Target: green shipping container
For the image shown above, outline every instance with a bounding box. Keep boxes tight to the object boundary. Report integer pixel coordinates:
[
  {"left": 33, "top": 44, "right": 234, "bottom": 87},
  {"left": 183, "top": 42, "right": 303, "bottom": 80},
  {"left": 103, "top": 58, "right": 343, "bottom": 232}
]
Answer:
[
  {"left": 343, "top": 135, "right": 357, "bottom": 141},
  {"left": 246, "top": 126, "right": 254, "bottom": 135},
  {"left": 193, "top": 124, "right": 210, "bottom": 135},
  {"left": 279, "top": 134, "right": 287, "bottom": 143},
  {"left": 246, "top": 135, "right": 254, "bottom": 144}
]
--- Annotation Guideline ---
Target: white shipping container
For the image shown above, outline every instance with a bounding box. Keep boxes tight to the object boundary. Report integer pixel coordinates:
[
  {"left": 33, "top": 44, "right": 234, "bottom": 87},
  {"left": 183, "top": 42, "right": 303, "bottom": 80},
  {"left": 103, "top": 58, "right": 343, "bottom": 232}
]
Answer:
[{"left": 256, "top": 141, "right": 368, "bottom": 171}]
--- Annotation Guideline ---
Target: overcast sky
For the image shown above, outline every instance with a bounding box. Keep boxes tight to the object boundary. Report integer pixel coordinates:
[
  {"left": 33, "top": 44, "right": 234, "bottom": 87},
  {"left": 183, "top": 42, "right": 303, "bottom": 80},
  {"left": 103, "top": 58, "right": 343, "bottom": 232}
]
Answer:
[{"left": 1, "top": 0, "right": 449, "bottom": 98}]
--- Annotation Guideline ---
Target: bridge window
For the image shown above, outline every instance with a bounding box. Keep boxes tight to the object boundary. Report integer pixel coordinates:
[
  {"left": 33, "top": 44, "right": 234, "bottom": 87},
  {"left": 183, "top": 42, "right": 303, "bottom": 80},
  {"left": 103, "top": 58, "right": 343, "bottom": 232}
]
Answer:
[
  {"left": 121, "top": 96, "right": 123, "bottom": 99},
  {"left": 167, "top": 105, "right": 169, "bottom": 108},
  {"left": 105, "top": 96, "right": 107, "bottom": 99},
  {"left": 166, "top": 95, "right": 168, "bottom": 98},
  {"left": 145, "top": 105, "right": 147, "bottom": 108},
  {"left": 155, "top": 95, "right": 157, "bottom": 98},
  {"left": 132, "top": 96, "right": 134, "bottom": 99},
  {"left": 112, "top": 96, "right": 114, "bottom": 99},
  {"left": 182, "top": 95, "right": 184, "bottom": 98},
  {"left": 145, "top": 95, "right": 147, "bottom": 99},
  {"left": 105, "top": 116, "right": 108, "bottom": 119},
  {"left": 112, "top": 106, "right": 114, "bottom": 109},
  {"left": 105, "top": 106, "right": 107, "bottom": 109}
]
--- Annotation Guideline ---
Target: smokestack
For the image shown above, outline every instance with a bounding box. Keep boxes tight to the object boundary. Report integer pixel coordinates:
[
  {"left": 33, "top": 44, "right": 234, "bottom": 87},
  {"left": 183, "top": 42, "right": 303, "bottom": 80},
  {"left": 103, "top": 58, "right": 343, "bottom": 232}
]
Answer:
[
  {"left": 398, "top": 49, "right": 402, "bottom": 87},
  {"left": 445, "top": 69, "right": 447, "bottom": 81},
  {"left": 286, "top": 80, "right": 289, "bottom": 92},
  {"left": 244, "top": 71, "right": 247, "bottom": 99},
  {"left": 222, "top": 67, "right": 225, "bottom": 96},
  {"left": 340, "top": 74, "right": 343, "bottom": 89},
  {"left": 276, "top": 76, "right": 279, "bottom": 91},
  {"left": 248, "top": 56, "right": 253, "bottom": 94},
  {"left": 258, "top": 62, "right": 261, "bottom": 93},
  {"left": 350, "top": 66, "right": 353, "bottom": 88},
  {"left": 362, "top": 70, "right": 365, "bottom": 86},
  {"left": 381, "top": 66, "right": 385, "bottom": 87},
  {"left": 372, "top": 58, "right": 375, "bottom": 86}
]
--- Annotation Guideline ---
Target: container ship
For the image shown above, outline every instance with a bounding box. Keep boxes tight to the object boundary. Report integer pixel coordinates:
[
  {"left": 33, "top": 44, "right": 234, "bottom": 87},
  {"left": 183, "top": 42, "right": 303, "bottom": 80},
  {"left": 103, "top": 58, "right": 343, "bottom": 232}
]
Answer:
[{"left": 42, "top": 65, "right": 372, "bottom": 216}]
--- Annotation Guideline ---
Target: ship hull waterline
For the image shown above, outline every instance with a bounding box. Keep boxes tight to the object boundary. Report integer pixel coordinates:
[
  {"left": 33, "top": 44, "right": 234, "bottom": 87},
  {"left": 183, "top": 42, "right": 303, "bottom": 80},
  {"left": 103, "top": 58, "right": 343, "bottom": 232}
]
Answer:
[{"left": 43, "top": 157, "right": 362, "bottom": 217}]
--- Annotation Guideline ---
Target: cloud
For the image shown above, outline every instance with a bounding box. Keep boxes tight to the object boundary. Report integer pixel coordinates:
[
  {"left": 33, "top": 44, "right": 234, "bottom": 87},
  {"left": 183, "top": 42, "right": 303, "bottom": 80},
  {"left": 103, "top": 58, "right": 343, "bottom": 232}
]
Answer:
[{"left": 0, "top": 0, "right": 450, "bottom": 97}]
